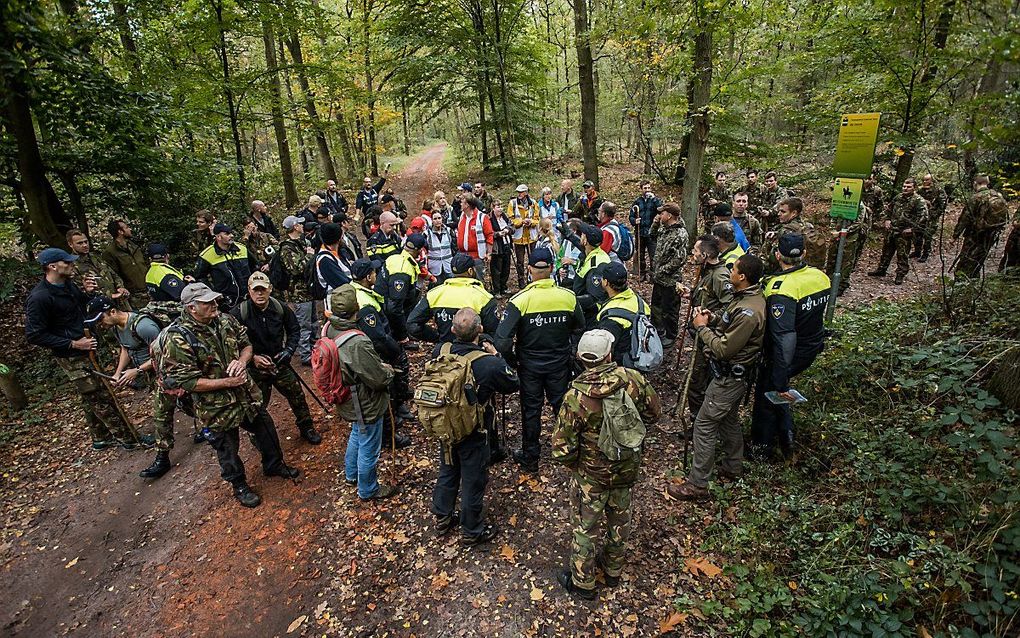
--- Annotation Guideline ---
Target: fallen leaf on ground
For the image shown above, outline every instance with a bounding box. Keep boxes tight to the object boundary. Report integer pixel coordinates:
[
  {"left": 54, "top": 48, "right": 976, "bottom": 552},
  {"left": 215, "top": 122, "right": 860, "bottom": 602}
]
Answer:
[
  {"left": 500, "top": 545, "right": 516, "bottom": 561},
  {"left": 659, "top": 612, "right": 688, "bottom": 634},
  {"left": 65, "top": 557, "right": 79, "bottom": 569},
  {"left": 286, "top": 615, "right": 306, "bottom": 633},
  {"left": 685, "top": 556, "right": 722, "bottom": 578},
  {"left": 529, "top": 587, "right": 544, "bottom": 601}
]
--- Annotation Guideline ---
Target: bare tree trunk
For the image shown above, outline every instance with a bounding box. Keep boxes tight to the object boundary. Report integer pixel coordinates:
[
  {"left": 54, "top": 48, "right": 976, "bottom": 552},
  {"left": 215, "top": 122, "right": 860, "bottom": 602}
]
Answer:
[
  {"left": 277, "top": 36, "right": 310, "bottom": 180},
  {"left": 212, "top": 0, "right": 247, "bottom": 213},
  {"left": 0, "top": 360, "right": 28, "bottom": 411},
  {"left": 361, "top": 0, "right": 379, "bottom": 175},
  {"left": 477, "top": 81, "right": 490, "bottom": 170},
  {"left": 111, "top": 2, "right": 141, "bottom": 85},
  {"left": 489, "top": 1, "right": 517, "bottom": 173},
  {"left": 571, "top": 0, "right": 598, "bottom": 187},
  {"left": 334, "top": 108, "right": 357, "bottom": 179},
  {"left": 286, "top": 32, "right": 337, "bottom": 181},
  {"left": 681, "top": 27, "right": 713, "bottom": 237},
  {"left": 262, "top": 18, "right": 298, "bottom": 207},
  {"left": 401, "top": 95, "right": 411, "bottom": 156}
]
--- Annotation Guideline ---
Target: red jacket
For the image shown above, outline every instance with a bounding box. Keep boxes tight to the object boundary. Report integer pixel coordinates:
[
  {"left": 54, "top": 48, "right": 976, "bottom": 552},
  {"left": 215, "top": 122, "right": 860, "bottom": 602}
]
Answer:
[{"left": 457, "top": 211, "right": 495, "bottom": 259}]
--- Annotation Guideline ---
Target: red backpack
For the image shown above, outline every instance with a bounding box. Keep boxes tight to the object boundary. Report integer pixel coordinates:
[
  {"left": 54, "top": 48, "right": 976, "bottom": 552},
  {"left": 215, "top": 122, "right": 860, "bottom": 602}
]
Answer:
[{"left": 311, "top": 325, "right": 365, "bottom": 406}]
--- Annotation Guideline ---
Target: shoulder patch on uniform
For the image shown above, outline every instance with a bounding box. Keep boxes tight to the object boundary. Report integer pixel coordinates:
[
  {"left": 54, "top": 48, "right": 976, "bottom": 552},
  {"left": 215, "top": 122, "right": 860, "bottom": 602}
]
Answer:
[
  {"left": 365, "top": 314, "right": 377, "bottom": 327},
  {"left": 741, "top": 308, "right": 754, "bottom": 317},
  {"left": 168, "top": 279, "right": 180, "bottom": 287},
  {"left": 772, "top": 280, "right": 783, "bottom": 290},
  {"left": 770, "top": 303, "right": 785, "bottom": 319},
  {"left": 724, "top": 282, "right": 733, "bottom": 291},
  {"left": 591, "top": 275, "right": 602, "bottom": 287},
  {"left": 394, "top": 280, "right": 405, "bottom": 291}
]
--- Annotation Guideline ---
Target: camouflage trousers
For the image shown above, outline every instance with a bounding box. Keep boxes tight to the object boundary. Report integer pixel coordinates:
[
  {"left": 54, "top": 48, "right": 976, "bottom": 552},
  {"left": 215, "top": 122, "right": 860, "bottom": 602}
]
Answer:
[
  {"left": 569, "top": 473, "right": 633, "bottom": 591},
  {"left": 877, "top": 231, "right": 913, "bottom": 279},
  {"left": 55, "top": 356, "right": 137, "bottom": 444},
  {"left": 151, "top": 386, "right": 196, "bottom": 452},
  {"left": 689, "top": 376, "right": 746, "bottom": 488},
  {"left": 825, "top": 232, "right": 867, "bottom": 294},
  {"left": 955, "top": 230, "right": 1000, "bottom": 279},
  {"left": 251, "top": 364, "right": 314, "bottom": 433}
]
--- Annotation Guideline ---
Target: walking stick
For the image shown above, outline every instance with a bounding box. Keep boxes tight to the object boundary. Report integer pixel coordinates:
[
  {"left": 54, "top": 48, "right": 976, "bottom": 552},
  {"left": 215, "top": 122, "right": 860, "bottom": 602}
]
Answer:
[
  {"left": 84, "top": 329, "right": 142, "bottom": 444},
  {"left": 387, "top": 403, "right": 398, "bottom": 483},
  {"left": 668, "top": 263, "right": 703, "bottom": 419},
  {"left": 283, "top": 360, "right": 328, "bottom": 411},
  {"left": 678, "top": 335, "right": 699, "bottom": 471}
]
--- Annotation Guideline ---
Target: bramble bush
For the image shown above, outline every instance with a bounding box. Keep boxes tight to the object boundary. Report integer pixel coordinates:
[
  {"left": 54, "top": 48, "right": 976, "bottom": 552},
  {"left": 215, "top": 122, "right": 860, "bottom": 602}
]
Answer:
[{"left": 678, "top": 277, "right": 1019, "bottom": 637}]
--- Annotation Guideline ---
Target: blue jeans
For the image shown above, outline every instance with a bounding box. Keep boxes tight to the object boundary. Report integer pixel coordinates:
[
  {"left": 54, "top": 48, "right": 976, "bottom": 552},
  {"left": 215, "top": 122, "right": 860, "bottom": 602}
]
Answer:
[{"left": 344, "top": 416, "right": 383, "bottom": 498}]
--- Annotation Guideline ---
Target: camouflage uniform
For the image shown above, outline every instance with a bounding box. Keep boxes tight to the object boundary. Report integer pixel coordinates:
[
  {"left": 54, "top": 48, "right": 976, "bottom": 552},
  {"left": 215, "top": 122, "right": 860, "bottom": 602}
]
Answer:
[
  {"left": 861, "top": 183, "right": 885, "bottom": 221},
  {"left": 762, "top": 217, "right": 811, "bottom": 275},
  {"left": 552, "top": 362, "right": 661, "bottom": 591},
  {"left": 955, "top": 187, "right": 1009, "bottom": 279},
  {"left": 55, "top": 356, "right": 138, "bottom": 443},
  {"left": 157, "top": 312, "right": 287, "bottom": 485},
  {"left": 875, "top": 191, "right": 928, "bottom": 281},
  {"left": 192, "top": 229, "right": 215, "bottom": 259},
  {"left": 733, "top": 213, "right": 764, "bottom": 250},
  {"left": 916, "top": 185, "right": 948, "bottom": 260},
  {"left": 73, "top": 253, "right": 129, "bottom": 310},
  {"left": 739, "top": 183, "right": 765, "bottom": 213},
  {"left": 279, "top": 236, "right": 317, "bottom": 363},
  {"left": 650, "top": 221, "right": 689, "bottom": 344},
  {"left": 758, "top": 186, "right": 790, "bottom": 232},
  {"left": 687, "top": 261, "right": 734, "bottom": 418},
  {"left": 700, "top": 185, "right": 731, "bottom": 226},
  {"left": 825, "top": 203, "right": 872, "bottom": 295},
  {"left": 246, "top": 229, "right": 279, "bottom": 267}
]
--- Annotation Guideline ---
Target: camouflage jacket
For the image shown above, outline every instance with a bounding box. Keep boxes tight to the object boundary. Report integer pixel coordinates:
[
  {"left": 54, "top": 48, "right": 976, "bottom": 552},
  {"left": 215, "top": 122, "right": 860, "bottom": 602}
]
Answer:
[
  {"left": 739, "top": 183, "right": 765, "bottom": 212},
  {"left": 700, "top": 185, "right": 731, "bottom": 218},
  {"left": 651, "top": 222, "right": 690, "bottom": 286},
  {"left": 763, "top": 217, "right": 812, "bottom": 274},
  {"left": 73, "top": 253, "right": 128, "bottom": 309},
  {"left": 192, "top": 229, "right": 215, "bottom": 258},
  {"left": 957, "top": 188, "right": 1009, "bottom": 237},
  {"left": 156, "top": 312, "right": 262, "bottom": 431},
  {"left": 695, "top": 261, "right": 734, "bottom": 313},
  {"left": 918, "top": 185, "right": 947, "bottom": 222},
  {"left": 246, "top": 229, "right": 279, "bottom": 267},
  {"left": 278, "top": 237, "right": 312, "bottom": 302},
  {"left": 552, "top": 362, "right": 661, "bottom": 486},
  {"left": 885, "top": 192, "right": 928, "bottom": 233},
  {"left": 733, "top": 213, "right": 764, "bottom": 248},
  {"left": 861, "top": 185, "right": 884, "bottom": 229}
]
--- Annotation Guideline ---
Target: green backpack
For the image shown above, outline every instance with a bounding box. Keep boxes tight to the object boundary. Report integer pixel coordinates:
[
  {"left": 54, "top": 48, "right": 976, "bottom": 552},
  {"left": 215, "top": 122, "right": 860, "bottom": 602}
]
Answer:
[
  {"left": 130, "top": 300, "right": 183, "bottom": 342},
  {"left": 597, "top": 386, "right": 646, "bottom": 461},
  {"left": 413, "top": 343, "right": 487, "bottom": 462}
]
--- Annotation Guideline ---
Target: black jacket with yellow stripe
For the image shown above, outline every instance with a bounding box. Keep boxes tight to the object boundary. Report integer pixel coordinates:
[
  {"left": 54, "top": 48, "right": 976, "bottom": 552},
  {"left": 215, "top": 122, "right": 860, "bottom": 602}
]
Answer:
[
  {"left": 763, "top": 264, "right": 830, "bottom": 391},
  {"left": 595, "top": 287, "right": 649, "bottom": 366},
  {"left": 495, "top": 278, "right": 585, "bottom": 371},
  {"left": 352, "top": 282, "right": 400, "bottom": 363},
  {"left": 145, "top": 262, "right": 187, "bottom": 302},
  {"left": 406, "top": 276, "right": 499, "bottom": 343},
  {"left": 571, "top": 247, "right": 611, "bottom": 326},
  {"left": 194, "top": 242, "right": 257, "bottom": 308}
]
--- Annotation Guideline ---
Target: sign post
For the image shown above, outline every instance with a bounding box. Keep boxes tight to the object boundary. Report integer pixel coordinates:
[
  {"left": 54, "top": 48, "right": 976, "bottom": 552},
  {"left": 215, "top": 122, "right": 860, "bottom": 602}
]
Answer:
[{"left": 827, "top": 114, "right": 880, "bottom": 322}]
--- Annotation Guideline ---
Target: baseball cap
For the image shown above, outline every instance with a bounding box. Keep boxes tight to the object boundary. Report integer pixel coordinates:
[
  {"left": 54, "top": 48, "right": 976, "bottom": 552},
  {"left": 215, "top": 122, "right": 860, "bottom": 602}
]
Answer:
[
  {"left": 577, "top": 329, "right": 615, "bottom": 363},
  {"left": 213, "top": 222, "right": 233, "bottom": 235},
  {"left": 451, "top": 253, "right": 475, "bottom": 274},
  {"left": 319, "top": 222, "right": 342, "bottom": 245},
  {"left": 582, "top": 180, "right": 595, "bottom": 189},
  {"left": 248, "top": 271, "right": 271, "bottom": 289},
  {"left": 329, "top": 284, "right": 359, "bottom": 317},
  {"left": 602, "top": 261, "right": 628, "bottom": 288},
  {"left": 147, "top": 243, "right": 168, "bottom": 259},
  {"left": 350, "top": 258, "right": 381, "bottom": 280},
  {"left": 282, "top": 215, "right": 302, "bottom": 230},
  {"left": 713, "top": 202, "right": 732, "bottom": 218},
  {"left": 658, "top": 202, "right": 681, "bottom": 216},
  {"left": 515, "top": 184, "right": 529, "bottom": 193},
  {"left": 459, "top": 182, "right": 473, "bottom": 192},
  {"left": 581, "top": 223, "right": 604, "bottom": 247},
  {"left": 381, "top": 194, "right": 396, "bottom": 204},
  {"left": 778, "top": 233, "right": 805, "bottom": 258},
  {"left": 84, "top": 296, "right": 115, "bottom": 327},
  {"left": 180, "top": 282, "right": 222, "bottom": 305},
  {"left": 405, "top": 233, "right": 427, "bottom": 250},
  {"left": 37, "top": 247, "right": 78, "bottom": 266},
  {"left": 528, "top": 246, "right": 554, "bottom": 268}
]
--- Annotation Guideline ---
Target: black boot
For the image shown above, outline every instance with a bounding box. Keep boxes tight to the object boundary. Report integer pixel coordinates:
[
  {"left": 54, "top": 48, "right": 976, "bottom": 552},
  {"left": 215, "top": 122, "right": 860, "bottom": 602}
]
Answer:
[
  {"left": 557, "top": 569, "right": 596, "bottom": 600},
  {"left": 233, "top": 483, "right": 262, "bottom": 508},
  {"left": 139, "top": 451, "right": 171, "bottom": 479},
  {"left": 265, "top": 464, "right": 302, "bottom": 479},
  {"left": 300, "top": 425, "right": 322, "bottom": 445},
  {"left": 395, "top": 404, "right": 416, "bottom": 423}
]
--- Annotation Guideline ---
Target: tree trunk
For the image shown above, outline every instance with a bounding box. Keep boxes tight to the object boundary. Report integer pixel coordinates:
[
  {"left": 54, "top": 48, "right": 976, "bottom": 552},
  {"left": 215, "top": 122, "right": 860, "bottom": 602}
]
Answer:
[
  {"left": 489, "top": 2, "right": 517, "bottom": 173},
  {"left": 401, "top": 95, "right": 411, "bottom": 156},
  {"left": 262, "top": 18, "right": 298, "bottom": 207},
  {"left": 477, "top": 81, "right": 490, "bottom": 170},
  {"left": 212, "top": 0, "right": 247, "bottom": 213},
  {"left": 361, "top": 0, "right": 379, "bottom": 175},
  {"left": 680, "top": 27, "right": 713, "bottom": 237},
  {"left": 56, "top": 171, "right": 88, "bottom": 236},
  {"left": 286, "top": 32, "right": 337, "bottom": 181},
  {"left": 483, "top": 68, "right": 508, "bottom": 170},
  {"left": 0, "top": 360, "right": 28, "bottom": 411},
  {"left": 571, "top": 0, "right": 598, "bottom": 187},
  {"left": 111, "top": 2, "right": 141, "bottom": 85},
  {"left": 334, "top": 108, "right": 357, "bottom": 179},
  {"left": 278, "top": 36, "right": 310, "bottom": 180}
]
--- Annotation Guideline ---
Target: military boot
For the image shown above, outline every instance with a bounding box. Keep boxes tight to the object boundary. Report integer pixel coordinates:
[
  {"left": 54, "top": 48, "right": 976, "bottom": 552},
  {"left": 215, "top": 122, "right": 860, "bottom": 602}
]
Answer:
[
  {"left": 139, "top": 451, "right": 171, "bottom": 479},
  {"left": 557, "top": 569, "right": 596, "bottom": 600},
  {"left": 300, "top": 424, "right": 322, "bottom": 445},
  {"left": 233, "top": 483, "right": 262, "bottom": 508}
]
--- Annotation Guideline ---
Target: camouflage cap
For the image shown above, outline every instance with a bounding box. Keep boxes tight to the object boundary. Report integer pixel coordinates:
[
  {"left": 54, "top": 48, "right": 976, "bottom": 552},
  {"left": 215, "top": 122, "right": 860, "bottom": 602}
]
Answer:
[{"left": 329, "top": 284, "right": 359, "bottom": 318}]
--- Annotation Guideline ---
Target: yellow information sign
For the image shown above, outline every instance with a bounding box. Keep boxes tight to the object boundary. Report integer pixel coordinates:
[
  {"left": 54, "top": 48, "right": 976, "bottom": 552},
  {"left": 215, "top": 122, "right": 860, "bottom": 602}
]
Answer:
[
  {"left": 833, "top": 113, "right": 881, "bottom": 178},
  {"left": 830, "top": 177, "right": 864, "bottom": 220}
]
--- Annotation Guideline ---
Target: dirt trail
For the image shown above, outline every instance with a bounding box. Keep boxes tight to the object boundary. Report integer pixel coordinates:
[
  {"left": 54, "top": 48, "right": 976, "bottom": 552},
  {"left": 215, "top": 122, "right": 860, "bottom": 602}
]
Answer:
[{"left": 0, "top": 144, "right": 449, "bottom": 637}]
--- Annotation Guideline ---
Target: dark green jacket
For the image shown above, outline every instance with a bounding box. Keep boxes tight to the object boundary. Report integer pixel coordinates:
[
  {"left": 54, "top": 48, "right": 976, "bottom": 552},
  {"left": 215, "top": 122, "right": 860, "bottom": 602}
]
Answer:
[
  {"left": 325, "top": 317, "right": 394, "bottom": 423},
  {"left": 102, "top": 239, "right": 150, "bottom": 295}
]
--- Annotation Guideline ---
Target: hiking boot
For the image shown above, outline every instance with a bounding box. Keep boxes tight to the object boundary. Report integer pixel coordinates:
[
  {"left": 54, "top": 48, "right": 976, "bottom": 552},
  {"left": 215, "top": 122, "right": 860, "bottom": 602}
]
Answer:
[
  {"left": 488, "top": 447, "right": 507, "bottom": 466},
  {"left": 139, "top": 451, "right": 171, "bottom": 479},
  {"left": 361, "top": 484, "right": 398, "bottom": 501},
  {"left": 894, "top": 275, "right": 905, "bottom": 285},
  {"left": 557, "top": 569, "right": 596, "bottom": 600},
  {"left": 392, "top": 432, "right": 412, "bottom": 449},
  {"left": 91, "top": 438, "right": 118, "bottom": 451},
  {"left": 193, "top": 431, "right": 206, "bottom": 444},
  {"left": 344, "top": 477, "right": 357, "bottom": 488},
  {"left": 265, "top": 464, "right": 301, "bottom": 480},
  {"left": 300, "top": 425, "right": 322, "bottom": 445},
  {"left": 233, "top": 483, "right": 262, "bottom": 508},
  {"left": 512, "top": 449, "right": 539, "bottom": 474},
  {"left": 396, "top": 404, "right": 417, "bottom": 423},
  {"left": 867, "top": 269, "right": 886, "bottom": 277},
  {"left": 460, "top": 523, "right": 498, "bottom": 546},
  {"left": 667, "top": 481, "right": 711, "bottom": 501},
  {"left": 717, "top": 467, "right": 744, "bottom": 482},
  {"left": 596, "top": 555, "right": 621, "bottom": 587},
  {"left": 400, "top": 340, "right": 420, "bottom": 351},
  {"left": 435, "top": 514, "right": 456, "bottom": 536}
]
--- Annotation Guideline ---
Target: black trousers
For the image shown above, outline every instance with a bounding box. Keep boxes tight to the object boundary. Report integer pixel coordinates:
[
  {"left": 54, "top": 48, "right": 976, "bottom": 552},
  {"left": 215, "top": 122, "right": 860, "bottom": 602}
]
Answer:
[
  {"left": 637, "top": 235, "right": 656, "bottom": 276},
  {"left": 206, "top": 407, "right": 285, "bottom": 486},
  {"left": 519, "top": 364, "right": 571, "bottom": 462},
  {"left": 490, "top": 252, "right": 511, "bottom": 294},
  {"left": 431, "top": 429, "right": 490, "bottom": 536},
  {"left": 750, "top": 354, "right": 817, "bottom": 458},
  {"left": 651, "top": 282, "right": 680, "bottom": 342}
]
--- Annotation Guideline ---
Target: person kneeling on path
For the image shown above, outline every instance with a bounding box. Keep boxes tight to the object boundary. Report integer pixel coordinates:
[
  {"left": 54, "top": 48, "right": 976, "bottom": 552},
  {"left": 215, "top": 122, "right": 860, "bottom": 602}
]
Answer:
[
  {"left": 158, "top": 283, "right": 300, "bottom": 507},
  {"left": 326, "top": 284, "right": 399, "bottom": 500},
  {"left": 427, "top": 308, "right": 520, "bottom": 545},
  {"left": 230, "top": 272, "right": 321, "bottom": 445},
  {"left": 668, "top": 254, "right": 766, "bottom": 501},
  {"left": 552, "top": 329, "right": 661, "bottom": 600}
]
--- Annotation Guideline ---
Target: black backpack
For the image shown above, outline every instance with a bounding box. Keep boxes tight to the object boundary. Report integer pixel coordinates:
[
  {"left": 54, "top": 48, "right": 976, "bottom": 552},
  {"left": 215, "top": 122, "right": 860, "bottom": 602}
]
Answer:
[
  {"left": 266, "top": 247, "right": 291, "bottom": 292},
  {"left": 306, "top": 252, "right": 330, "bottom": 301}
]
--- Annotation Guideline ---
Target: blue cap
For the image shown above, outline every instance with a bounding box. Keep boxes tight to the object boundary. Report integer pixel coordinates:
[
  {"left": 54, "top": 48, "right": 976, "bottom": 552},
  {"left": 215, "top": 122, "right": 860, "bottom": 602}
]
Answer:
[
  {"left": 350, "top": 258, "right": 381, "bottom": 280},
  {"left": 529, "top": 246, "right": 554, "bottom": 267},
  {"left": 602, "top": 261, "right": 629, "bottom": 287},
  {"left": 451, "top": 253, "right": 475, "bottom": 274},
  {"left": 459, "top": 182, "right": 474, "bottom": 192},
  {"left": 405, "top": 233, "right": 427, "bottom": 250},
  {"left": 778, "top": 233, "right": 805, "bottom": 258},
  {"left": 213, "top": 222, "right": 233, "bottom": 235},
  {"left": 84, "top": 296, "right": 115, "bottom": 327},
  {"left": 147, "top": 243, "right": 168, "bottom": 258},
  {"left": 37, "top": 247, "right": 78, "bottom": 266}
]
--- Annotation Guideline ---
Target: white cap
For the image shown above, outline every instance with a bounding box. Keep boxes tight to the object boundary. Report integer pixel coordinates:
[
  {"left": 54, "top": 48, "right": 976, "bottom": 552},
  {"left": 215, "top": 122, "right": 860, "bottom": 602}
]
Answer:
[
  {"left": 577, "top": 329, "right": 615, "bottom": 363},
  {"left": 282, "top": 215, "right": 302, "bottom": 230},
  {"left": 180, "top": 282, "right": 222, "bottom": 305},
  {"left": 515, "top": 184, "right": 529, "bottom": 193}
]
